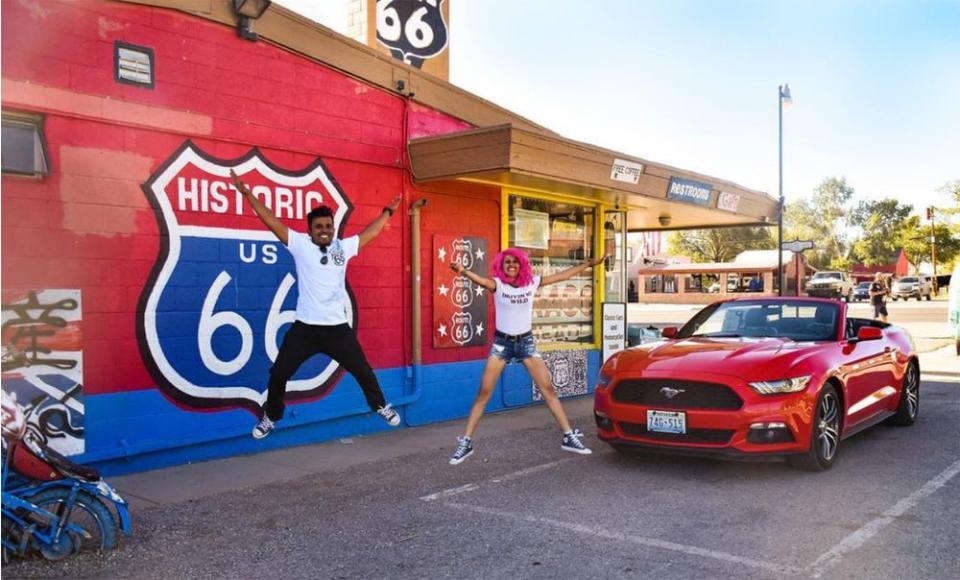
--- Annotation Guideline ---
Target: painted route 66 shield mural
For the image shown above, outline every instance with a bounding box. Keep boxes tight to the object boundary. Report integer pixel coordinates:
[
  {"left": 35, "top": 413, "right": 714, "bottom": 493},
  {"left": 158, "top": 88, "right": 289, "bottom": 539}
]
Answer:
[
  {"left": 138, "top": 141, "right": 355, "bottom": 413},
  {"left": 433, "top": 235, "right": 488, "bottom": 348}
]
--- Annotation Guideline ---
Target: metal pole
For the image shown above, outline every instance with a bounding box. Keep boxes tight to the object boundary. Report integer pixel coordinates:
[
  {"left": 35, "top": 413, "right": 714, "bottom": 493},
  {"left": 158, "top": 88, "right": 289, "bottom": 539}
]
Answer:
[
  {"left": 778, "top": 85, "right": 784, "bottom": 296},
  {"left": 931, "top": 207, "right": 938, "bottom": 295}
]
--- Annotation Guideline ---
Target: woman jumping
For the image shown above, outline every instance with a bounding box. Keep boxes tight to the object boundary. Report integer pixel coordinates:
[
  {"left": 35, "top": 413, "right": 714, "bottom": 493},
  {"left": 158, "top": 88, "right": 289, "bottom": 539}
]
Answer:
[{"left": 448, "top": 248, "right": 602, "bottom": 465}]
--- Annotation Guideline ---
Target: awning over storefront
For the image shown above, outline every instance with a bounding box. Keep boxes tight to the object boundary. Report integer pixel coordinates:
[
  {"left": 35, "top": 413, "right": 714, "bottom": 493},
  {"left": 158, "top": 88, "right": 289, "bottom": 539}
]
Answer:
[{"left": 408, "top": 124, "right": 779, "bottom": 231}]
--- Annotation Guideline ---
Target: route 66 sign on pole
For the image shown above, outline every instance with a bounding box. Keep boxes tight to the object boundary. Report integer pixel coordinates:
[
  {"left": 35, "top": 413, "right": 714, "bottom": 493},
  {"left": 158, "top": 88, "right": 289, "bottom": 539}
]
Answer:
[
  {"left": 433, "top": 235, "right": 488, "bottom": 348},
  {"left": 138, "top": 141, "right": 355, "bottom": 414}
]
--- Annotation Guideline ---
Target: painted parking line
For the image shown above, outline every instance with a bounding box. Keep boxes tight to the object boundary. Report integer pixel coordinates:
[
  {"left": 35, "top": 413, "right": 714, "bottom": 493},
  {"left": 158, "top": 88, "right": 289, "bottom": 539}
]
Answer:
[
  {"left": 444, "top": 500, "right": 804, "bottom": 576},
  {"left": 808, "top": 457, "right": 960, "bottom": 578},
  {"left": 419, "top": 458, "right": 574, "bottom": 502}
]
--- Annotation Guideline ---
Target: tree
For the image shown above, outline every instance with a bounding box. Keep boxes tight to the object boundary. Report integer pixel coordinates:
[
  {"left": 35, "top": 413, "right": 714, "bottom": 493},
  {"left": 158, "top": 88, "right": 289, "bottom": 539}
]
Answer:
[
  {"left": 938, "top": 179, "right": 960, "bottom": 209},
  {"left": 667, "top": 226, "right": 775, "bottom": 263},
  {"left": 894, "top": 216, "right": 960, "bottom": 271},
  {"left": 783, "top": 177, "right": 856, "bottom": 270},
  {"left": 850, "top": 199, "right": 913, "bottom": 265}
]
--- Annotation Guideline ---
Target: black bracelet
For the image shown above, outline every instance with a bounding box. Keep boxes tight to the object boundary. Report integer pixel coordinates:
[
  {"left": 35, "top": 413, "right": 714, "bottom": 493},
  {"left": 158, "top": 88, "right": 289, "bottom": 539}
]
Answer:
[{"left": 382, "top": 207, "right": 394, "bottom": 217}]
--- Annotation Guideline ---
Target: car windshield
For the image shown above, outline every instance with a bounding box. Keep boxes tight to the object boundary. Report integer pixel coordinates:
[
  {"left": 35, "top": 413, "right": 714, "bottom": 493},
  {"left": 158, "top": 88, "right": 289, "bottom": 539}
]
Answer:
[
  {"left": 857, "top": 282, "right": 871, "bottom": 289},
  {"left": 813, "top": 273, "right": 842, "bottom": 280},
  {"left": 677, "top": 300, "right": 840, "bottom": 341},
  {"left": 899, "top": 277, "right": 917, "bottom": 284}
]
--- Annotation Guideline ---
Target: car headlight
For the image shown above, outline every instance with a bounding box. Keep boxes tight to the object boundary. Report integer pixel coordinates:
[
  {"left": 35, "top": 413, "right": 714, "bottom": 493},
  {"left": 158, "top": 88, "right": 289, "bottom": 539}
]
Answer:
[
  {"left": 748, "top": 375, "right": 811, "bottom": 395},
  {"left": 597, "top": 370, "right": 614, "bottom": 388}
]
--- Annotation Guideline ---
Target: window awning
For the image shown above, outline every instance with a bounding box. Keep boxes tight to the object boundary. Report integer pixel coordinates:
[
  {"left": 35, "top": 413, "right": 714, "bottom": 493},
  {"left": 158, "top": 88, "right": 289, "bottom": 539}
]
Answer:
[{"left": 408, "top": 124, "right": 779, "bottom": 231}]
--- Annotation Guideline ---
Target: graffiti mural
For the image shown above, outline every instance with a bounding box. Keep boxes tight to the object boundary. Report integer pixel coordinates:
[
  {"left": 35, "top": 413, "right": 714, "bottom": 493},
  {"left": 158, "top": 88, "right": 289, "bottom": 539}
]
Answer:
[
  {"left": 138, "top": 141, "right": 355, "bottom": 415},
  {"left": 532, "top": 349, "right": 587, "bottom": 401},
  {"left": 376, "top": 0, "right": 448, "bottom": 69},
  {"left": 1, "top": 289, "right": 85, "bottom": 455}
]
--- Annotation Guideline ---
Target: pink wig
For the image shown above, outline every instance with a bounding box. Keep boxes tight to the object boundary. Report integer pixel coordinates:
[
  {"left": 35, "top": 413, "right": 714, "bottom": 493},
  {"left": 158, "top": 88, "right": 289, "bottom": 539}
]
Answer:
[{"left": 492, "top": 247, "right": 535, "bottom": 287}]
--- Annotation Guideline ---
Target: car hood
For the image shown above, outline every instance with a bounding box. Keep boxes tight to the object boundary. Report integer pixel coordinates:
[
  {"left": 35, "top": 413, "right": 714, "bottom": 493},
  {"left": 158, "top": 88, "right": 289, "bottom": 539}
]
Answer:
[{"left": 615, "top": 337, "right": 824, "bottom": 381}]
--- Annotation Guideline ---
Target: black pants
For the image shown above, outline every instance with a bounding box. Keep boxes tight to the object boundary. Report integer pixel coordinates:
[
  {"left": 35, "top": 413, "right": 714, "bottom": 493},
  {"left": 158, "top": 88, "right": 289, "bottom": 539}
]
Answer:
[{"left": 264, "top": 321, "right": 386, "bottom": 421}]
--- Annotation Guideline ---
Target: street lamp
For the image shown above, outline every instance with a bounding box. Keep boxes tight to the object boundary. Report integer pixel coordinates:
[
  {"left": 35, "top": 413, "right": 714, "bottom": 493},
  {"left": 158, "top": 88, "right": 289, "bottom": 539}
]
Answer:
[{"left": 777, "top": 83, "right": 792, "bottom": 296}]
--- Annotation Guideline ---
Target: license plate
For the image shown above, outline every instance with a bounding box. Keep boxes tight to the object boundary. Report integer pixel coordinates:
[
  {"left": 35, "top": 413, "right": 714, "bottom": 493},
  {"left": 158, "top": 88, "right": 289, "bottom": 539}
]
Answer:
[{"left": 647, "top": 410, "right": 686, "bottom": 434}]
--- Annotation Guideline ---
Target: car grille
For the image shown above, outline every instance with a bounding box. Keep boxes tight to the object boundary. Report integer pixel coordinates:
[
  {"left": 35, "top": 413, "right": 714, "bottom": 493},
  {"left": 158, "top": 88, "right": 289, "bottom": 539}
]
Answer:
[
  {"left": 612, "top": 379, "right": 743, "bottom": 410},
  {"left": 619, "top": 422, "right": 735, "bottom": 444}
]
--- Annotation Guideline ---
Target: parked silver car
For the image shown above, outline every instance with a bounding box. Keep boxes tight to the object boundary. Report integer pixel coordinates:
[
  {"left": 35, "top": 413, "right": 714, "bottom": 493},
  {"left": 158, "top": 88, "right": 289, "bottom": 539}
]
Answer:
[{"left": 891, "top": 275, "right": 933, "bottom": 301}]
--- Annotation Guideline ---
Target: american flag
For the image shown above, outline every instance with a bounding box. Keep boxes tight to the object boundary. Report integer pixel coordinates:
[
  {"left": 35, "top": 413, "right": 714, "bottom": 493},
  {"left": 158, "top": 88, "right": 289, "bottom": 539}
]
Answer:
[{"left": 637, "top": 231, "right": 663, "bottom": 257}]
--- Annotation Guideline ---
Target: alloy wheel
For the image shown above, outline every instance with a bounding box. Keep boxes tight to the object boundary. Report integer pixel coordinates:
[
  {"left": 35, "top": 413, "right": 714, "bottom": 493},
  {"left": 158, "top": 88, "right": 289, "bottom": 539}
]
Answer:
[
  {"left": 903, "top": 363, "right": 919, "bottom": 418},
  {"left": 817, "top": 391, "right": 840, "bottom": 461}
]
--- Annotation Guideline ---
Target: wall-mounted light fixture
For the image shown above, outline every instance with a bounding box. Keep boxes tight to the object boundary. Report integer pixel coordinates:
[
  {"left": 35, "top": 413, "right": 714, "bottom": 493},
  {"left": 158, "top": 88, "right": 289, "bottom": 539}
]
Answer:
[
  {"left": 233, "top": 0, "right": 272, "bottom": 41},
  {"left": 658, "top": 214, "right": 672, "bottom": 227}
]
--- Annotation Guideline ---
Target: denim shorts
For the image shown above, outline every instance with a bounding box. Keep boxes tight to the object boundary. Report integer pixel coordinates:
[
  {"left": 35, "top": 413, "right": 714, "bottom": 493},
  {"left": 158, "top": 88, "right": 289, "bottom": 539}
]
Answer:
[{"left": 490, "top": 331, "right": 540, "bottom": 362}]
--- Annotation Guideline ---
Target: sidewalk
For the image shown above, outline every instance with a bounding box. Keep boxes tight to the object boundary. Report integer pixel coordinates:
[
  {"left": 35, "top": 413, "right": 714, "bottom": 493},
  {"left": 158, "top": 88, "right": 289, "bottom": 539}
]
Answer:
[
  {"left": 919, "top": 344, "right": 960, "bottom": 378},
  {"left": 112, "top": 346, "right": 956, "bottom": 512},
  {"left": 110, "top": 397, "right": 597, "bottom": 511}
]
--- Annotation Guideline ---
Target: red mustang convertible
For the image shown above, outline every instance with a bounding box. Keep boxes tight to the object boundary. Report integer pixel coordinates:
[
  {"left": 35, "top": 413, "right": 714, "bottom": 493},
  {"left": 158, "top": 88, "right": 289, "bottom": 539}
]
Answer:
[{"left": 594, "top": 298, "right": 919, "bottom": 470}]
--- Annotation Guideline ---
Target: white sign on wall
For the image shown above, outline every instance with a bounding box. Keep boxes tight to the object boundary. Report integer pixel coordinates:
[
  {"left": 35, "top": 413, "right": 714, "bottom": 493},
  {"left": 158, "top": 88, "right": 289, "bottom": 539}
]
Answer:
[
  {"left": 610, "top": 159, "right": 644, "bottom": 184},
  {"left": 602, "top": 302, "right": 627, "bottom": 363}
]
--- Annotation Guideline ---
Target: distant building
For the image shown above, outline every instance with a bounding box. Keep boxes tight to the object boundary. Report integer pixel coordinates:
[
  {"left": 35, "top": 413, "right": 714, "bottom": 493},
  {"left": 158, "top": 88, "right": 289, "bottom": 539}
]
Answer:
[
  {"left": 637, "top": 250, "right": 813, "bottom": 304},
  {"left": 850, "top": 249, "right": 913, "bottom": 283}
]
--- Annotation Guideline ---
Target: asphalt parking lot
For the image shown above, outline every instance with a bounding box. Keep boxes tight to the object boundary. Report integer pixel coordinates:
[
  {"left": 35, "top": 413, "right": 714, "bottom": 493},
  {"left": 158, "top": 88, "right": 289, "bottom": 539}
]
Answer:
[
  {"left": 6, "top": 301, "right": 958, "bottom": 579},
  {"left": 8, "top": 374, "right": 958, "bottom": 580}
]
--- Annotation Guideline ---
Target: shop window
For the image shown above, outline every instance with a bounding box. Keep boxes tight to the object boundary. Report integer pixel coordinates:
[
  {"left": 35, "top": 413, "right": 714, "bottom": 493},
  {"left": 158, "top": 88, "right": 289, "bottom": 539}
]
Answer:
[
  {"left": 685, "top": 273, "right": 719, "bottom": 293},
  {"left": 644, "top": 275, "right": 661, "bottom": 294},
  {"left": 508, "top": 194, "right": 596, "bottom": 345},
  {"left": 731, "top": 272, "right": 764, "bottom": 293},
  {"left": 644, "top": 274, "right": 677, "bottom": 294},
  {"left": 603, "top": 212, "right": 625, "bottom": 303},
  {"left": 1, "top": 113, "right": 49, "bottom": 177}
]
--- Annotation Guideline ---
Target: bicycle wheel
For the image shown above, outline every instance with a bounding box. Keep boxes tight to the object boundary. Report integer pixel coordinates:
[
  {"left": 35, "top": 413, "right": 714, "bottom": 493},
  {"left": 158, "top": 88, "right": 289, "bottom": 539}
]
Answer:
[{"left": 27, "top": 487, "right": 117, "bottom": 554}]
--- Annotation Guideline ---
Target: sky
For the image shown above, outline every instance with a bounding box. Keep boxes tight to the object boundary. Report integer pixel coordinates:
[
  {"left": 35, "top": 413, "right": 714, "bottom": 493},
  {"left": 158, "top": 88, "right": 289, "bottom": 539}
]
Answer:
[{"left": 274, "top": 0, "right": 960, "bottom": 214}]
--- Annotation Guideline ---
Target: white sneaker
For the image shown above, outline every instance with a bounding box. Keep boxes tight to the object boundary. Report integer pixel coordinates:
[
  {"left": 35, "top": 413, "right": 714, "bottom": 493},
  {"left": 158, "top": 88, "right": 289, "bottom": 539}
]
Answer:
[
  {"left": 252, "top": 416, "right": 275, "bottom": 439},
  {"left": 376, "top": 404, "right": 401, "bottom": 427}
]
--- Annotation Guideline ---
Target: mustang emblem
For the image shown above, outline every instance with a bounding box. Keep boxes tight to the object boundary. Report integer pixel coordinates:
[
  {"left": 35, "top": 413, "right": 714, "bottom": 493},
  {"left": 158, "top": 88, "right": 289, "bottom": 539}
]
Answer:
[{"left": 660, "top": 387, "right": 685, "bottom": 399}]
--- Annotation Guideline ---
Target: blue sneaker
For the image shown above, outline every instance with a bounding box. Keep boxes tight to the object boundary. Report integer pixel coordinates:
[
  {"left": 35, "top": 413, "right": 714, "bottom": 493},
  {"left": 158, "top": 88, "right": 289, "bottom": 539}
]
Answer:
[
  {"left": 561, "top": 429, "right": 592, "bottom": 455},
  {"left": 449, "top": 436, "right": 474, "bottom": 465}
]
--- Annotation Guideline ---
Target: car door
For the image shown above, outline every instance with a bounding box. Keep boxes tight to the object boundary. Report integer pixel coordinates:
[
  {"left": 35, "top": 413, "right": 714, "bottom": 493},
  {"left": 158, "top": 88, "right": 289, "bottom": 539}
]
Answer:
[{"left": 838, "top": 321, "right": 897, "bottom": 428}]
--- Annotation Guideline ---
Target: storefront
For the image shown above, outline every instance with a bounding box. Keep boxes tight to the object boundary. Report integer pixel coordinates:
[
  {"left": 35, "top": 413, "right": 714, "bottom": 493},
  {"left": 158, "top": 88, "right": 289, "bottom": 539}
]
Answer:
[
  {"left": 1, "top": 0, "right": 778, "bottom": 473},
  {"left": 637, "top": 251, "right": 812, "bottom": 304}
]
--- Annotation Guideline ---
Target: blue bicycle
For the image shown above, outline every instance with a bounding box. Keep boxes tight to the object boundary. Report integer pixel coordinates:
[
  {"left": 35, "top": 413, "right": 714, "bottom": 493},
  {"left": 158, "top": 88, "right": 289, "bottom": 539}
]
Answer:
[{"left": 2, "top": 349, "right": 131, "bottom": 563}]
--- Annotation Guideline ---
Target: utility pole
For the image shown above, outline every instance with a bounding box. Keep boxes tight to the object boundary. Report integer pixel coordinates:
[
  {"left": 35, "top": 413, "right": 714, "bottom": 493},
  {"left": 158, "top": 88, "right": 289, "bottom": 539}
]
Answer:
[{"left": 927, "top": 206, "right": 938, "bottom": 294}]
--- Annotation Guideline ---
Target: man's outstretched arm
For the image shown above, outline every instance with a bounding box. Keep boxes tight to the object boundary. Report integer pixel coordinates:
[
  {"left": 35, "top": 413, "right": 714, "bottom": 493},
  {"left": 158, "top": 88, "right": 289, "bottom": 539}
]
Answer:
[
  {"left": 231, "top": 169, "right": 288, "bottom": 246},
  {"left": 358, "top": 195, "right": 401, "bottom": 249}
]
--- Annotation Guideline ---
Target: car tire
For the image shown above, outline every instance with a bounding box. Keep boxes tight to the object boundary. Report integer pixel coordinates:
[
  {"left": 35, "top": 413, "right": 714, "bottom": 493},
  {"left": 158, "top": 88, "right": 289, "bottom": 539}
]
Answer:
[
  {"left": 789, "top": 384, "right": 841, "bottom": 471},
  {"left": 886, "top": 361, "right": 919, "bottom": 427}
]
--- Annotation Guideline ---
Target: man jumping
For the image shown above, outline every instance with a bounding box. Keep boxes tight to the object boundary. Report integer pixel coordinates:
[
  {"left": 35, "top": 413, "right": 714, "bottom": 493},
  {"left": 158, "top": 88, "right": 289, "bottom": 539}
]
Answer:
[{"left": 230, "top": 169, "right": 401, "bottom": 439}]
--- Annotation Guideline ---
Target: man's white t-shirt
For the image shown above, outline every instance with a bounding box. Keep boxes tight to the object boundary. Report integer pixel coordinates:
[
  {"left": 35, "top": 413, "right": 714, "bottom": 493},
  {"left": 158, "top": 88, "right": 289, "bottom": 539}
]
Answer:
[
  {"left": 286, "top": 232, "right": 359, "bottom": 325},
  {"left": 493, "top": 275, "right": 541, "bottom": 335}
]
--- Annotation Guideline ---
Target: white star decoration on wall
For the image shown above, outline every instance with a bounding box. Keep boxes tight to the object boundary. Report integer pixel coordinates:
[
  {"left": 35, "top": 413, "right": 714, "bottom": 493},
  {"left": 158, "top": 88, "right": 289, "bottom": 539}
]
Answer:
[
  {"left": 438, "top": 284, "right": 449, "bottom": 296},
  {"left": 474, "top": 285, "right": 484, "bottom": 296},
  {"left": 475, "top": 247, "right": 485, "bottom": 260},
  {"left": 438, "top": 247, "right": 447, "bottom": 262},
  {"left": 437, "top": 323, "right": 448, "bottom": 337},
  {"left": 476, "top": 322, "right": 484, "bottom": 336}
]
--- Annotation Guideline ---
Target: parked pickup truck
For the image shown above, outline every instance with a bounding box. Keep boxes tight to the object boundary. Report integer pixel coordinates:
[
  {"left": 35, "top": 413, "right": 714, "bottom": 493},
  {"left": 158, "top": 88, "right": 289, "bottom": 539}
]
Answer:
[
  {"left": 891, "top": 275, "right": 933, "bottom": 301},
  {"left": 805, "top": 271, "right": 853, "bottom": 301}
]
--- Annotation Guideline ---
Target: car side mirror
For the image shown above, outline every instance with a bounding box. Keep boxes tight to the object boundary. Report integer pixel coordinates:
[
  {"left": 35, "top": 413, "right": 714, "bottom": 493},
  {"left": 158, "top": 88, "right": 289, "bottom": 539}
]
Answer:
[
  {"left": 661, "top": 327, "right": 678, "bottom": 338},
  {"left": 853, "top": 326, "right": 883, "bottom": 342}
]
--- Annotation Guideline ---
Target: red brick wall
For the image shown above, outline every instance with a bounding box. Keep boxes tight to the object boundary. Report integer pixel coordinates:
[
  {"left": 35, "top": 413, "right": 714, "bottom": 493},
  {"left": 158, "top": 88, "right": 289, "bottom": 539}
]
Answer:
[{"left": 1, "top": 0, "right": 489, "bottom": 396}]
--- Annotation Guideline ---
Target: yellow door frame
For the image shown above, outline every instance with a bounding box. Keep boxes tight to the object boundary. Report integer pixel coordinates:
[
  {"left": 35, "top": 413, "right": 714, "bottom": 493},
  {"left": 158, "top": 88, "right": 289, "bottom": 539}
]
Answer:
[{"left": 499, "top": 186, "right": 610, "bottom": 351}]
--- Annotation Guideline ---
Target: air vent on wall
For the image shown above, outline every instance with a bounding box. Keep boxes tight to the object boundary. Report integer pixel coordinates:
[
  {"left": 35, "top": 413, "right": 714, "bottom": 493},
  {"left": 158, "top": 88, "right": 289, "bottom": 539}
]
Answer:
[{"left": 115, "top": 41, "right": 154, "bottom": 88}]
